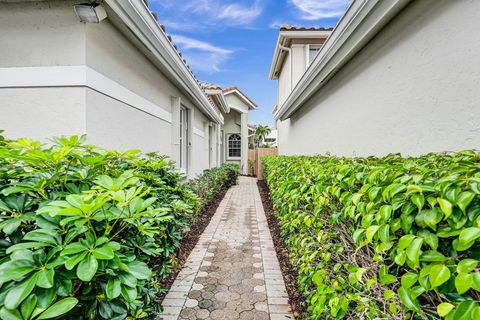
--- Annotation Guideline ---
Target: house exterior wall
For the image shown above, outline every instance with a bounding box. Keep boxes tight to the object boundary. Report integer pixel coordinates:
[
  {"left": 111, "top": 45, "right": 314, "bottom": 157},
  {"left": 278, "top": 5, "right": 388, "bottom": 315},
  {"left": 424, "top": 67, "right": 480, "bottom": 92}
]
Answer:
[
  {"left": 0, "top": 87, "right": 86, "bottom": 139},
  {"left": 191, "top": 110, "right": 210, "bottom": 178},
  {"left": 277, "top": 0, "right": 480, "bottom": 157},
  {"left": 223, "top": 93, "right": 250, "bottom": 174},
  {"left": 0, "top": 1, "right": 86, "bottom": 138},
  {"left": 85, "top": 19, "right": 173, "bottom": 116},
  {"left": 85, "top": 88, "right": 171, "bottom": 153},
  {"left": 0, "top": 0, "right": 214, "bottom": 178},
  {"left": 277, "top": 54, "right": 291, "bottom": 107},
  {"left": 0, "top": 0, "right": 85, "bottom": 68},
  {"left": 84, "top": 16, "right": 210, "bottom": 177},
  {"left": 291, "top": 45, "right": 307, "bottom": 90},
  {"left": 222, "top": 111, "right": 241, "bottom": 166}
]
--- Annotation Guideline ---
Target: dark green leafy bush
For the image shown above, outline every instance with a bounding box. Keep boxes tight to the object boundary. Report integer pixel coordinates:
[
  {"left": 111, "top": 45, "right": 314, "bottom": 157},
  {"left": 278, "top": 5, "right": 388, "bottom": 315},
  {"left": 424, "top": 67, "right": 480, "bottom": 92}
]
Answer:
[
  {"left": 263, "top": 152, "right": 480, "bottom": 320},
  {"left": 0, "top": 135, "right": 200, "bottom": 319},
  {"left": 187, "top": 163, "right": 239, "bottom": 212}
]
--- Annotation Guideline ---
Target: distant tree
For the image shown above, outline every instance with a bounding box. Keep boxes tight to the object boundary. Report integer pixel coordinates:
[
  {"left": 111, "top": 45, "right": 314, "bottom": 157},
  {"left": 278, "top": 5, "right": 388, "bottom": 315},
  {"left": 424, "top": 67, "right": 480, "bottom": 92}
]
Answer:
[{"left": 254, "top": 125, "right": 271, "bottom": 148}]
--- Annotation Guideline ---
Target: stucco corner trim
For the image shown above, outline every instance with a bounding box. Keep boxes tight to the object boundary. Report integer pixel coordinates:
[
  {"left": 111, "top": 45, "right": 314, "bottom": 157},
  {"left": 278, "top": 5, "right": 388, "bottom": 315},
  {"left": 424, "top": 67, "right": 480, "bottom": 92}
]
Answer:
[
  {"left": 0, "top": 65, "right": 172, "bottom": 124},
  {"left": 193, "top": 127, "right": 205, "bottom": 138},
  {"left": 274, "top": 0, "right": 413, "bottom": 121},
  {"left": 85, "top": 67, "right": 172, "bottom": 123}
]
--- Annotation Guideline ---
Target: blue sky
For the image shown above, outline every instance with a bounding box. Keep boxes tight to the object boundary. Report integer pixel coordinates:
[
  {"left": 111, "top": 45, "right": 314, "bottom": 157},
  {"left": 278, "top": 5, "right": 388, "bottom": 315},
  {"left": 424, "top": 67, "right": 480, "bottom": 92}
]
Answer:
[{"left": 150, "top": 0, "right": 350, "bottom": 126}]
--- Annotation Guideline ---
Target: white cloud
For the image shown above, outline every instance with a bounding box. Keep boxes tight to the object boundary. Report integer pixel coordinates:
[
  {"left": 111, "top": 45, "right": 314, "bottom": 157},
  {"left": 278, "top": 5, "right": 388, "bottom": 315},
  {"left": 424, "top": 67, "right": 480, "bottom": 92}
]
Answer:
[
  {"left": 151, "top": 0, "right": 264, "bottom": 29},
  {"left": 171, "top": 35, "right": 233, "bottom": 73},
  {"left": 218, "top": 2, "right": 263, "bottom": 25},
  {"left": 290, "top": 0, "right": 350, "bottom": 20},
  {"left": 268, "top": 20, "right": 283, "bottom": 29}
]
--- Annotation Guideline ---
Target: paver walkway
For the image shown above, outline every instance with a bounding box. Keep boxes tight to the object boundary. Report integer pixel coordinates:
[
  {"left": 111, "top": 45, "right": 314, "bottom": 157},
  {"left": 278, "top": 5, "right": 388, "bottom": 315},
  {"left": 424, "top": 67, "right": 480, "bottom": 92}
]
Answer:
[{"left": 158, "top": 177, "right": 293, "bottom": 320}]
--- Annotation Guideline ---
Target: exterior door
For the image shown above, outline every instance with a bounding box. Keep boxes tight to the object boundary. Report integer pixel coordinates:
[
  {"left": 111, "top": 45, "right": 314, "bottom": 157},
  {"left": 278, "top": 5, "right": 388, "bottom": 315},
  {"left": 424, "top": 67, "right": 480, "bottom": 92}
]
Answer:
[
  {"left": 208, "top": 125, "right": 213, "bottom": 167},
  {"left": 179, "top": 106, "right": 189, "bottom": 172}
]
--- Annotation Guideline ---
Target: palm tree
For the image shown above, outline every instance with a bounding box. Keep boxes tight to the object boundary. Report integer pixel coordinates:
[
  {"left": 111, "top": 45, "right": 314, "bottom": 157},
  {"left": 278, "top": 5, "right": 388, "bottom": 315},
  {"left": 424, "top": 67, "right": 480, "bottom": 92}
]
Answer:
[{"left": 254, "top": 125, "right": 271, "bottom": 148}]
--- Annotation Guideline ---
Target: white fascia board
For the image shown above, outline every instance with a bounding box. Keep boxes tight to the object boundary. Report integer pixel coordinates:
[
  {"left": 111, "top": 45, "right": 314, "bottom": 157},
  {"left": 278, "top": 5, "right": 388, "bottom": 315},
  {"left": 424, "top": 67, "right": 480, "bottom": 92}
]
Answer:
[
  {"left": 274, "top": 0, "right": 413, "bottom": 121},
  {"left": 228, "top": 104, "right": 248, "bottom": 114},
  {"left": 280, "top": 30, "right": 333, "bottom": 38},
  {"left": 204, "top": 89, "right": 230, "bottom": 114},
  {"left": 105, "top": 0, "right": 223, "bottom": 125},
  {"left": 216, "top": 93, "right": 230, "bottom": 114},
  {"left": 268, "top": 33, "right": 284, "bottom": 80}
]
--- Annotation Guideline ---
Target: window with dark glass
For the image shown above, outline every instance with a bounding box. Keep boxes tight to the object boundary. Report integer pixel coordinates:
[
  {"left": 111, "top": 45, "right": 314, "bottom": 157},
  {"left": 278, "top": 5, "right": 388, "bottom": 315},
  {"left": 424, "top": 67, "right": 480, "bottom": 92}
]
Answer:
[
  {"left": 309, "top": 47, "right": 321, "bottom": 65},
  {"left": 228, "top": 134, "right": 241, "bottom": 158}
]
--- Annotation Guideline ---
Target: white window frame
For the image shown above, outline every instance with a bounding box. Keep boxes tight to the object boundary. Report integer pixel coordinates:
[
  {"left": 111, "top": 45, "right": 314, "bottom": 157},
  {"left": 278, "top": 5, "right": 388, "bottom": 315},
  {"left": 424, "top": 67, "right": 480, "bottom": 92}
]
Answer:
[{"left": 226, "top": 133, "right": 241, "bottom": 160}]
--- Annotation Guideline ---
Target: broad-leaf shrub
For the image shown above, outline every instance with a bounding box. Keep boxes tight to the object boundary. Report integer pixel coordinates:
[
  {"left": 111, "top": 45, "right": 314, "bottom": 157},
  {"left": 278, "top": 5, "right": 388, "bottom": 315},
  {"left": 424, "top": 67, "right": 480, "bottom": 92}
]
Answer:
[
  {"left": 187, "top": 163, "right": 239, "bottom": 212},
  {"left": 263, "top": 152, "right": 480, "bottom": 319},
  {"left": 0, "top": 135, "right": 199, "bottom": 319}
]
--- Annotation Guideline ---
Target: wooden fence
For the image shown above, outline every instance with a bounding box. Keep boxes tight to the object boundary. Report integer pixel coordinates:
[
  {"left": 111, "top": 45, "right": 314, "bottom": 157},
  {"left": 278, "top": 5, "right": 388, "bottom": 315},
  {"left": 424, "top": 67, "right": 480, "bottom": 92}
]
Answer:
[{"left": 248, "top": 148, "right": 278, "bottom": 180}]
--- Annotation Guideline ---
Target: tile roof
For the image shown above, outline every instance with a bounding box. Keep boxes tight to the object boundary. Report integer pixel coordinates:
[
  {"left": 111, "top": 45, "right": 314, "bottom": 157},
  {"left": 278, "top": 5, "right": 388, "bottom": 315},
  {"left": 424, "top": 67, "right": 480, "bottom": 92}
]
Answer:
[
  {"left": 280, "top": 25, "right": 334, "bottom": 31},
  {"left": 140, "top": 0, "right": 225, "bottom": 114},
  {"left": 141, "top": 1, "right": 257, "bottom": 114},
  {"left": 200, "top": 82, "right": 223, "bottom": 90}
]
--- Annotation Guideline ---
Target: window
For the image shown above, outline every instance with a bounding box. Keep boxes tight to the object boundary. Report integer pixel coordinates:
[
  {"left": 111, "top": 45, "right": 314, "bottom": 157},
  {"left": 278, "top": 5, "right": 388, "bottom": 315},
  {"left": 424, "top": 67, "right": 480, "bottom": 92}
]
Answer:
[
  {"left": 227, "top": 134, "right": 241, "bottom": 159},
  {"left": 264, "top": 138, "right": 276, "bottom": 143},
  {"left": 308, "top": 46, "right": 321, "bottom": 65}
]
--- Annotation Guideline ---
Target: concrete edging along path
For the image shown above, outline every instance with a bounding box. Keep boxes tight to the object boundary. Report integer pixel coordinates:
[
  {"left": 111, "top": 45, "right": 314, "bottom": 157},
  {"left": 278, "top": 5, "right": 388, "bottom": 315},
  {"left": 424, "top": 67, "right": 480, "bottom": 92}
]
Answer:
[{"left": 159, "top": 177, "right": 293, "bottom": 320}]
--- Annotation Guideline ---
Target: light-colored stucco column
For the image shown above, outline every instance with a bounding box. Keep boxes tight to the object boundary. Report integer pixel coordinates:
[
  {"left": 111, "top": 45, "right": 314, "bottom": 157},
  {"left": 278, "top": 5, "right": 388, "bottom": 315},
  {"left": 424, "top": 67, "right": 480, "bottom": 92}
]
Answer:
[{"left": 241, "top": 112, "right": 248, "bottom": 175}]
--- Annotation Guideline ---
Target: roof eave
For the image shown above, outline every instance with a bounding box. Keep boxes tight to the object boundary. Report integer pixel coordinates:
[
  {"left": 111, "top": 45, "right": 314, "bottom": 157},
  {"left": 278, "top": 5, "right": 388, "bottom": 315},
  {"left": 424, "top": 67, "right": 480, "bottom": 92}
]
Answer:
[
  {"left": 105, "top": 0, "right": 223, "bottom": 124},
  {"left": 204, "top": 89, "right": 230, "bottom": 114},
  {"left": 268, "top": 33, "right": 283, "bottom": 80},
  {"left": 224, "top": 88, "right": 257, "bottom": 110},
  {"left": 275, "top": 0, "right": 414, "bottom": 121},
  {"left": 268, "top": 30, "right": 334, "bottom": 80}
]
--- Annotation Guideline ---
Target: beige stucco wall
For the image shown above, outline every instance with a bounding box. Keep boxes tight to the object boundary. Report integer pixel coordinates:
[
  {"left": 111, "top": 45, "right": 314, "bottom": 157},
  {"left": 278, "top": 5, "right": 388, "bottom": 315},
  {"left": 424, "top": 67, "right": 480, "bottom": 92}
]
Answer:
[{"left": 277, "top": 0, "right": 480, "bottom": 157}]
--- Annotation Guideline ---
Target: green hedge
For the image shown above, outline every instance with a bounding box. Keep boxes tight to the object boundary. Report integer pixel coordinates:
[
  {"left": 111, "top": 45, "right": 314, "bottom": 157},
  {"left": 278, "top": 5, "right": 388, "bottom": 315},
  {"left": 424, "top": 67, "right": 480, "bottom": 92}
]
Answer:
[
  {"left": 187, "top": 163, "right": 239, "bottom": 212},
  {"left": 263, "top": 152, "right": 480, "bottom": 320},
  {"left": 0, "top": 134, "right": 236, "bottom": 320}
]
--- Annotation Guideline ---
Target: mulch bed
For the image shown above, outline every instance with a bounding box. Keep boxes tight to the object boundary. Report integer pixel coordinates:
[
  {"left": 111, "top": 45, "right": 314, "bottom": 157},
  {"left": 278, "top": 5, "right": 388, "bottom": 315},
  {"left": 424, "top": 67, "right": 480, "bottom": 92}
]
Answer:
[
  {"left": 257, "top": 180, "right": 307, "bottom": 320},
  {"left": 158, "top": 189, "right": 227, "bottom": 301}
]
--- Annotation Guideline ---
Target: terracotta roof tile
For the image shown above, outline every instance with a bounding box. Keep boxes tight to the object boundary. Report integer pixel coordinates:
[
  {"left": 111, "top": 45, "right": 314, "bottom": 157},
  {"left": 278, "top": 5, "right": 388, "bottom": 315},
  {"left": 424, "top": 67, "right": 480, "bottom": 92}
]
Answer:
[
  {"left": 200, "top": 83, "right": 222, "bottom": 90},
  {"left": 223, "top": 85, "right": 238, "bottom": 92},
  {"left": 280, "top": 24, "right": 334, "bottom": 31},
  {"left": 150, "top": 11, "right": 157, "bottom": 21},
  {"left": 141, "top": 0, "right": 223, "bottom": 117}
]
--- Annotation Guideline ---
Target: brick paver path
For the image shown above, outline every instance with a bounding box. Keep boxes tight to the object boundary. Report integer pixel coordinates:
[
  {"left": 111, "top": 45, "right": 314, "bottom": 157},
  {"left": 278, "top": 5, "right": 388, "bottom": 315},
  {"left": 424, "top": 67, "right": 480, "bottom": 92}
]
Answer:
[{"left": 159, "top": 177, "right": 293, "bottom": 320}]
